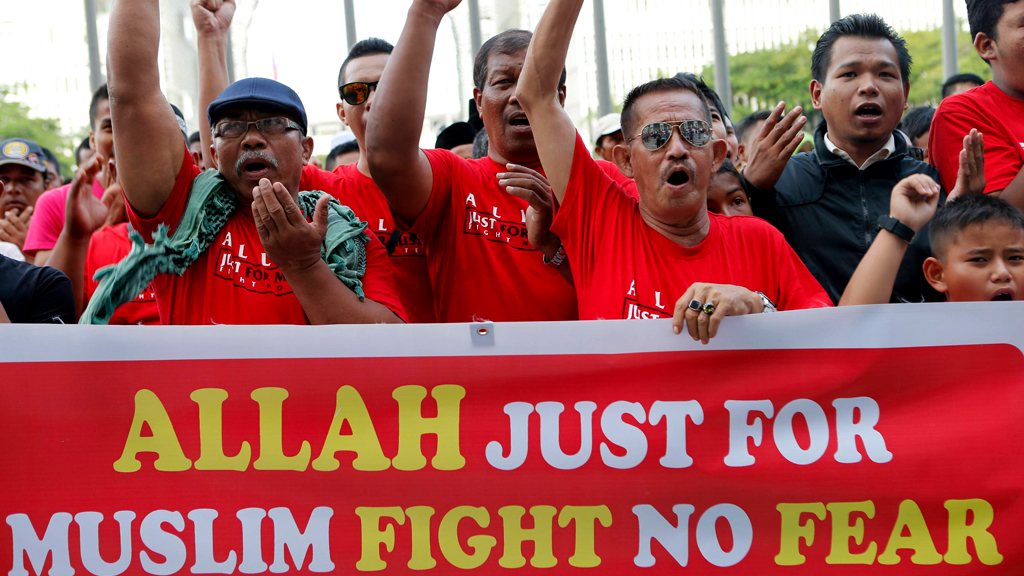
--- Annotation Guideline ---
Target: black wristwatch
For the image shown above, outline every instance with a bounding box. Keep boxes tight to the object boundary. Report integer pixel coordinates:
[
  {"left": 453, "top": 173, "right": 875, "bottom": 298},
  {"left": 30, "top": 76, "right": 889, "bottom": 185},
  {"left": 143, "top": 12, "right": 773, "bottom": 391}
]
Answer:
[{"left": 877, "top": 215, "right": 916, "bottom": 243}]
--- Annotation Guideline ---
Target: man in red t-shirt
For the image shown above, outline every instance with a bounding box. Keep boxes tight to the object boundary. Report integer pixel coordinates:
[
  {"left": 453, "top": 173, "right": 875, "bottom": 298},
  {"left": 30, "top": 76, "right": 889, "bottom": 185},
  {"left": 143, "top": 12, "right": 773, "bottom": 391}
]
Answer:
[
  {"left": 516, "top": 0, "right": 831, "bottom": 343},
  {"left": 104, "top": 0, "right": 405, "bottom": 326},
  {"left": 930, "top": 0, "right": 1024, "bottom": 210},
  {"left": 366, "top": 0, "right": 579, "bottom": 323}
]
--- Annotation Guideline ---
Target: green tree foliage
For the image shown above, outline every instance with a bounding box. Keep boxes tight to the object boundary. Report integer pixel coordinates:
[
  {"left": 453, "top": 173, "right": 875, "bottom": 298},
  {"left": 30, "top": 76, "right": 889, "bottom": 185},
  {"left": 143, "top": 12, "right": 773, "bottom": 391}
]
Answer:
[
  {"left": 704, "top": 26, "right": 991, "bottom": 122},
  {"left": 0, "top": 87, "right": 77, "bottom": 179}
]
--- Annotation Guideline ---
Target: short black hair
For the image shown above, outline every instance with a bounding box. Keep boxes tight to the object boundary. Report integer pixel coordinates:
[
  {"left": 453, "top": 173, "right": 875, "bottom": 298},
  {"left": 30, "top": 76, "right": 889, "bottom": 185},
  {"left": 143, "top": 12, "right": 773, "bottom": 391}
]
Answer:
[
  {"left": 188, "top": 131, "right": 202, "bottom": 145},
  {"left": 929, "top": 193, "right": 1024, "bottom": 260},
  {"left": 473, "top": 29, "right": 566, "bottom": 91},
  {"left": 338, "top": 37, "right": 393, "bottom": 87},
  {"left": 325, "top": 140, "right": 359, "bottom": 170},
  {"left": 472, "top": 129, "right": 489, "bottom": 159},
  {"left": 898, "top": 106, "right": 935, "bottom": 142},
  {"left": 811, "top": 14, "right": 912, "bottom": 84},
  {"left": 75, "top": 137, "right": 91, "bottom": 165},
  {"left": 968, "top": 0, "right": 1017, "bottom": 46},
  {"left": 715, "top": 158, "right": 741, "bottom": 180},
  {"left": 674, "top": 73, "right": 729, "bottom": 121},
  {"left": 941, "top": 73, "right": 985, "bottom": 97},
  {"left": 40, "top": 147, "right": 60, "bottom": 176},
  {"left": 620, "top": 76, "right": 711, "bottom": 141},
  {"left": 736, "top": 110, "right": 772, "bottom": 144},
  {"left": 89, "top": 83, "right": 109, "bottom": 130}
]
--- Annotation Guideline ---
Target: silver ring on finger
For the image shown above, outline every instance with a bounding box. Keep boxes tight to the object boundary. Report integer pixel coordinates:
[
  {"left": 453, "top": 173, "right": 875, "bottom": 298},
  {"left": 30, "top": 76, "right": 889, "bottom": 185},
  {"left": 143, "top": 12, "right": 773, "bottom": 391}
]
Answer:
[
  {"left": 703, "top": 302, "right": 716, "bottom": 315},
  {"left": 688, "top": 299, "right": 703, "bottom": 312}
]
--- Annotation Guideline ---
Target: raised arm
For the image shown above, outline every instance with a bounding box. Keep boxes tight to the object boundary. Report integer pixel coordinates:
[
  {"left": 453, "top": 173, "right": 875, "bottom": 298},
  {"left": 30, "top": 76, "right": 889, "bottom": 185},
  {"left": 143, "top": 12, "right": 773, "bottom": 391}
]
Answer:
[
  {"left": 514, "top": 0, "right": 582, "bottom": 205},
  {"left": 106, "top": 0, "right": 186, "bottom": 217},
  {"left": 365, "top": 0, "right": 460, "bottom": 224},
  {"left": 191, "top": 0, "right": 235, "bottom": 171}
]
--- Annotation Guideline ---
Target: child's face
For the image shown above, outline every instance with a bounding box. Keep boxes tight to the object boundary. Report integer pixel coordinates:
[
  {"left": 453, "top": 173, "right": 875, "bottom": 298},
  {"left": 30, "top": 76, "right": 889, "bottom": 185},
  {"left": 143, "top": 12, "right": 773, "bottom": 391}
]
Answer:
[
  {"left": 706, "top": 173, "right": 753, "bottom": 217},
  {"left": 925, "top": 221, "right": 1024, "bottom": 302}
]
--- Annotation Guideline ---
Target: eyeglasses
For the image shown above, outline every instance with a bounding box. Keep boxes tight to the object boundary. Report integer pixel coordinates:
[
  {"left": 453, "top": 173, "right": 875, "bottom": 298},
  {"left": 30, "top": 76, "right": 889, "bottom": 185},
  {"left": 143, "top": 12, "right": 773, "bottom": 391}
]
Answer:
[
  {"left": 214, "top": 117, "right": 303, "bottom": 139},
  {"left": 339, "top": 81, "right": 379, "bottom": 106},
  {"left": 629, "top": 120, "right": 713, "bottom": 151}
]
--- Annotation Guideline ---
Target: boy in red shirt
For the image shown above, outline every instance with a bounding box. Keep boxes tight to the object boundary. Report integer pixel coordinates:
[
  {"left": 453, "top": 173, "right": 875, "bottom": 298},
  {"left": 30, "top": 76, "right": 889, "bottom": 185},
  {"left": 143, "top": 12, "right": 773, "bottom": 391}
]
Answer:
[
  {"left": 367, "top": 2, "right": 578, "bottom": 323},
  {"left": 516, "top": 0, "right": 832, "bottom": 344},
  {"left": 930, "top": 0, "right": 1024, "bottom": 210},
  {"left": 103, "top": 0, "right": 405, "bottom": 325}
]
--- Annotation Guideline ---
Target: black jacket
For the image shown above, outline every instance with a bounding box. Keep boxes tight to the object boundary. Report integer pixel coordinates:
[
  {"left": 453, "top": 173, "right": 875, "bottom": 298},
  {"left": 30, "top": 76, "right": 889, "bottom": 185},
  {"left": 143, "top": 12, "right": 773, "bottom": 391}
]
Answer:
[{"left": 743, "top": 124, "right": 944, "bottom": 304}]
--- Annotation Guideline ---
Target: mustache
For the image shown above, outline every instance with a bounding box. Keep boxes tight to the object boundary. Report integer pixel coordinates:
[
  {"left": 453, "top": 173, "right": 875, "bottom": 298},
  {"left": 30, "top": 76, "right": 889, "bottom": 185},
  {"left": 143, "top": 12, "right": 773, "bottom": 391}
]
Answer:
[
  {"left": 662, "top": 160, "right": 694, "bottom": 179},
  {"left": 234, "top": 150, "right": 279, "bottom": 176}
]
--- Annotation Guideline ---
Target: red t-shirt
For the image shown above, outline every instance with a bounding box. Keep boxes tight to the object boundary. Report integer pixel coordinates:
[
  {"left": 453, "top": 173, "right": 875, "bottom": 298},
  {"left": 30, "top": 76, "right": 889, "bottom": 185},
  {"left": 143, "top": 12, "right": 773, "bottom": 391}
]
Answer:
[
  {"left": 406, "top": 150, "right": 578, "bottom": 323},
  {"left": 597, "top": 160, "right": 638, "bottom": 199},
  {"left": 299, "top": 163, "right": 436, "bottom": 323},
  {"left": 551, "top": 134, "right": 831, "bottom": 320},
  {"left": 930, "top": 81, "right": 1024, "bottom": 193},
  {"left": 84, "top": 222, "right": 160, "bottom": 325},
  {"left": 126, "top": 152, "right": 406, "bottom": 325}
]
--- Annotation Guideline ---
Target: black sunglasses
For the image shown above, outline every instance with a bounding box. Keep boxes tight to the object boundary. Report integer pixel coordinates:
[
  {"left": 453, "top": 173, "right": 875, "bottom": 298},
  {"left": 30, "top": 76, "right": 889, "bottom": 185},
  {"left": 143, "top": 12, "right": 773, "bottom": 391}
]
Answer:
[
  {"left": 629, "top": 120, "right": 713, "bottom": 151},
  {"left": 339, "top": 81, "right": 379, "bottom": 106}
]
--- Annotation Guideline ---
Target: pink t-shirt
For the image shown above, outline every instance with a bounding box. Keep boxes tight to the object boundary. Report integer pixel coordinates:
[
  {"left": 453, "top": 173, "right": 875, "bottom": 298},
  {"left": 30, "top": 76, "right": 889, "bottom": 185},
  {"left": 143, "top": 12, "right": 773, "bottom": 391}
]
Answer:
[{"left": 23, "top": 179, "right": 105, "bottom": 256}]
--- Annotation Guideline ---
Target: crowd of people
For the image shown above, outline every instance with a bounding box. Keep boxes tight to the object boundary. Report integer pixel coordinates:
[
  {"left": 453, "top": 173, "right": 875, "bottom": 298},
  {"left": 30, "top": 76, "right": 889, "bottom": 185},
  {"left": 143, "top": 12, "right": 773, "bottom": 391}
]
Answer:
[{"left": 1, "top": 0, "right": 1021, "bottom": 341}]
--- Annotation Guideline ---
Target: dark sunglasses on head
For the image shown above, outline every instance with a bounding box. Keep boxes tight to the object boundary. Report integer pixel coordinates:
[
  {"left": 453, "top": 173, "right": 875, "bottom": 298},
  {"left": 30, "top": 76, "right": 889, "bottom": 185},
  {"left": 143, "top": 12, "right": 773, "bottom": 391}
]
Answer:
[
  {"left": 339, "top": 81, "right": 380, "bottom": 106},
  {"left": 629, "top": 120, "right": 713, "bottom": 151},
  {"left": 214, "top": 117, "right": 303, "bottom": 139}
]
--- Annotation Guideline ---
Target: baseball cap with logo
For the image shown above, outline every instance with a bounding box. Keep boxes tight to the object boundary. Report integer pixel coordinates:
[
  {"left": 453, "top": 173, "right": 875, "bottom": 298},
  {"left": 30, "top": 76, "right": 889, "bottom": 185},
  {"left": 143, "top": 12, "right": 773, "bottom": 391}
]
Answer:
[
  {"left": 207, "top": 78, "right": 308, "bottom": 134},
  {"left": 0, "top": 139, "right": 48, "bottom": 173}
]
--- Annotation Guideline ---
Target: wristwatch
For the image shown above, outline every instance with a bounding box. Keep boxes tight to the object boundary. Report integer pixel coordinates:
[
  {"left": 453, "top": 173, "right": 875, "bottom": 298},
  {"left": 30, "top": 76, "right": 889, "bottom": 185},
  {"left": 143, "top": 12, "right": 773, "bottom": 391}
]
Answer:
[
  {"left": 756, "top": 291, "right": 777, "bottom": 313},
  {"left": 877, "top": 215, "right": 916, "bottom": 243},
  {"left": 543, "top": 244, "right": 567, "bottom": 267}
]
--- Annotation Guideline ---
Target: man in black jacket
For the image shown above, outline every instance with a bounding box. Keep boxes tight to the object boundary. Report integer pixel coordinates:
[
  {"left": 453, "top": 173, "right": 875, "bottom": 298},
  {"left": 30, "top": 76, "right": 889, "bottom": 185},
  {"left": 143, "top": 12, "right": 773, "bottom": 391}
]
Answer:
[{"left": 741, "top": 14, "right": 983, "bottom": 303}]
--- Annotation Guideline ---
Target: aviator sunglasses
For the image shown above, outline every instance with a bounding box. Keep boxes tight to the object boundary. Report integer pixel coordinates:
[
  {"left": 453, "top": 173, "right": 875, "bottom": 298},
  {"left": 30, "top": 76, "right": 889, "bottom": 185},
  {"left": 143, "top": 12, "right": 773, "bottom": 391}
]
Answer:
[
  {"left": 339, "top": 81, "right": 379, "bottom": 106},
  {"left": 628, "top": 120, "right": 713, "bottom": 151}
]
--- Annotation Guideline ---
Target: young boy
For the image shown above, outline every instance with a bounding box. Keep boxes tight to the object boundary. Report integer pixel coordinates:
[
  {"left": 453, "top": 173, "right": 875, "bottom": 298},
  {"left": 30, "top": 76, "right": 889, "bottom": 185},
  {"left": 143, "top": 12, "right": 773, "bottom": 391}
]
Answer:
[
  {"left": 706, "top": 160, "right": 753, "bottom": 217},
  {"left": 841, "top": 181, "right": 1024, "bottom": 304}
]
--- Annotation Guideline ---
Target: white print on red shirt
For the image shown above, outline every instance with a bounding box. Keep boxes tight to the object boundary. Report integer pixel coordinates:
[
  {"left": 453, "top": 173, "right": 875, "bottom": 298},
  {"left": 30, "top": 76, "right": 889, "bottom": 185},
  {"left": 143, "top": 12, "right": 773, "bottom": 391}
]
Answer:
[
  {"left": 462, "top": 194, "right": 533, "bottom": 251},
  {"left": 370, "top": 218, "right": 426, "bottom": 258},
  {"left": 214, "top": 232, "right": 291, "bottom": 296},
  {"left": 622, "top": 279, "right": 671, "bottom": 320}
]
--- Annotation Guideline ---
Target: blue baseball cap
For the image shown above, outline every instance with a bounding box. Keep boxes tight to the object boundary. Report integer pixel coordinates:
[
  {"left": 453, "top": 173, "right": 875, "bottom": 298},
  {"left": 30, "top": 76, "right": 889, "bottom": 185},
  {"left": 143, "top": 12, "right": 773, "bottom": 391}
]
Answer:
[
  {"left": 207, "top": 78, "right": 307, "bottom": 134},
  {"left": 0, "top": 139, "right": 47, "bottom": 173}
]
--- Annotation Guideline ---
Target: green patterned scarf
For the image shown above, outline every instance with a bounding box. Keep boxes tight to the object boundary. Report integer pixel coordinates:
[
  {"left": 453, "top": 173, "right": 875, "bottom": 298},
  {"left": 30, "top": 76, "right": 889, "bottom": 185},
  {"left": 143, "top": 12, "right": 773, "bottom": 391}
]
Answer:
[{"left": 80, "top": 169, "right": 369, "bottom": 325}]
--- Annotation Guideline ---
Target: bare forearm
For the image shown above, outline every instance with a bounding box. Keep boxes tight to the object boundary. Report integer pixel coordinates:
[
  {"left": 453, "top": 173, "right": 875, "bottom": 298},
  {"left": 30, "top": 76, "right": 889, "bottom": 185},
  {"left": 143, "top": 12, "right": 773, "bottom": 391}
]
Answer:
[
  {"left": 107, "top": 0, "right": 162, "bottom": 95},
  {"left": 46, "top": 233, "right": 91, "bottom": 318},
  {"left": 365, "top": 4, "right": 441, "bottom": 212},
  {"left": 284, "top": 261, "right": 403, "bottom": 325},
  {"left": 839, "top": 231, "right": 908, "bottom": 306},
  {"left": 32, "top": 249, "right": 52, "bottom": 267},
  {"left": 197, "top": 32, "right": 230, "bottom": 170},
  {"left": 992, "top": 167, "right": 1024, "bottom": 212},
  {"left": 519, "top": 0, "right": 582, "bottom": 103}
]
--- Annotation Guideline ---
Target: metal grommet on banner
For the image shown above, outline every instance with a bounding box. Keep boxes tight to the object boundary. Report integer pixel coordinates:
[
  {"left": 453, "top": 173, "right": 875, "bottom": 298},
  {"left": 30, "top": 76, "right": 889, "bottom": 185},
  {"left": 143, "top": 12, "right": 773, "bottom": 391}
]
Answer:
[{"left": 470, "top": 322, "right": 495, "bottom": 346}]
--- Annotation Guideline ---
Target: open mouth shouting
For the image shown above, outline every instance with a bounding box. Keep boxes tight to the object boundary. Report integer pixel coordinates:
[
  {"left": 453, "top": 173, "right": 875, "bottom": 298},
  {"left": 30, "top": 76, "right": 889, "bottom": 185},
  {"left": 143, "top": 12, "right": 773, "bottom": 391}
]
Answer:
[
  {"left": 664, "top": 165, "right": 692, "bottom": 189},
  {"left": 853, "top": 102, "right": 884, "bottom": 124},
  {"left": 990, "top": 288, "right": 1015, "bottom": 301},
  {"left": 235, "top": 150, "right": 279, "bottom": 181},
  {"left": 507, "top": 112, "right": 532, "bottom": 132}
]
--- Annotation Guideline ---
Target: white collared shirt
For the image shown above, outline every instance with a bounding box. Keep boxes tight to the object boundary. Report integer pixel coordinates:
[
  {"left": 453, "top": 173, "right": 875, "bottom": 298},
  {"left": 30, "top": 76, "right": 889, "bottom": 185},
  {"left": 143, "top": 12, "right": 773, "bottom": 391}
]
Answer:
[{"left": 823, "top": 133, "right": 896, "bottom": 171}]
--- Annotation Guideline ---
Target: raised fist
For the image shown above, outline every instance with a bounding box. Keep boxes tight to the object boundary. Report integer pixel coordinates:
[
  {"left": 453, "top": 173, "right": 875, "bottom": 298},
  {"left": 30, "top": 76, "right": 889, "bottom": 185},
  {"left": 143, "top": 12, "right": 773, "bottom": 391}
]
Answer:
[{"left": 191, "top": 0, "right": 235, "bottom": 36}]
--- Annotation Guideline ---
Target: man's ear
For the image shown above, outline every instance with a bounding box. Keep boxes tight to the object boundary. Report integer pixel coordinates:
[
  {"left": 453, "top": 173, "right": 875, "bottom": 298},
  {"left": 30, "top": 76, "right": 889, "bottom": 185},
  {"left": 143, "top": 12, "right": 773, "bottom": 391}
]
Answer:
[
  {"left": 473, "top": 88, "right": 484, "bottom": 123},
  {"left": 710, "top": 139, "right": 728, "bottom": 173},
  {"left": 302, "top": 136, "right": 314, "bottom": 164},
  {"left": 902, "top": 82, "right": 910, "bottom": 111},
  {"left": 737, "top": 141, "right": 748, "bottom": 164},
  {"left": 612, "top": 144, "right": 634, "bottom": 179},
  {"left": 209, "top": 144, "right": 220, "bottom": 171},
  {"left": 88, "top": 130, "right": 96, "bottom": 155},
  {"left": 337, "top": 102, "right": 348, "bottom": 126},
  {"left": 974, "top": 32, "right": 998, "bottom": 62},
  {"left": 923, "top": 257, "right": 949, "bottom": 297},
  {"left": 557, "top": 85, "right": 567, "bottom": 108},
  {"left": 810, "top": 79, "right": 824, "bottom": 111}
]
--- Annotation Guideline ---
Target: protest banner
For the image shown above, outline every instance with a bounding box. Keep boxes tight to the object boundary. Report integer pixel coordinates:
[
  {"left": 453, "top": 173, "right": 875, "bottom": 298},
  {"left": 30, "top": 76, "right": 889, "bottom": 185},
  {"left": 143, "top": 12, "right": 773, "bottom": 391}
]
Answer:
[{"left": 1, "top": 303, "right": 1022, "bottom": 574}]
